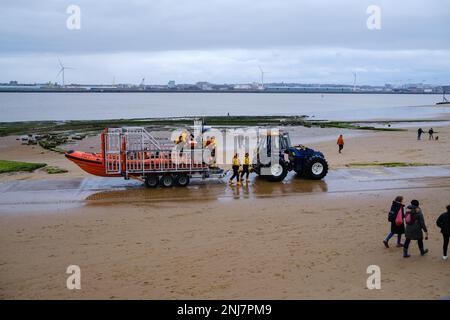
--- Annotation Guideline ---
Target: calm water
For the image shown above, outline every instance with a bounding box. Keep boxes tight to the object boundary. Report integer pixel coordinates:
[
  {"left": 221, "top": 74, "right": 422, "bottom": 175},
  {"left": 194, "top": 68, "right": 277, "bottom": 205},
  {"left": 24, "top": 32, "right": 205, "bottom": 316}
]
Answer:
[{"left": 0, "top": 92, "right": 448, "bottom": 122}]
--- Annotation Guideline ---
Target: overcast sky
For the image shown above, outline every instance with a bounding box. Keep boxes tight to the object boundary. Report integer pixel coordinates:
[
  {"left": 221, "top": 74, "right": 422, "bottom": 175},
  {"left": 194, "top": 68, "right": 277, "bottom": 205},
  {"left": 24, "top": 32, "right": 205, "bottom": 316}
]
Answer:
[{"left": 1, "top": 0, "right": 449, "bottom": 85}]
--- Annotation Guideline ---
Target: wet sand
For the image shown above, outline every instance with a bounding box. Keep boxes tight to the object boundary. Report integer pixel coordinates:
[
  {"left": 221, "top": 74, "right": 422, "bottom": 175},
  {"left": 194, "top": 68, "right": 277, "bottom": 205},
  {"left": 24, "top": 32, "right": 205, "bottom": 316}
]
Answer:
[
  {"left": 1, "top": 181, "right": 450, "bottom": 299},
  {"left": 1, "top": 166, "right": 450, "bottom": 214},
  {"left": 1, "top": 124, "right": 450, "bottom": 299}
]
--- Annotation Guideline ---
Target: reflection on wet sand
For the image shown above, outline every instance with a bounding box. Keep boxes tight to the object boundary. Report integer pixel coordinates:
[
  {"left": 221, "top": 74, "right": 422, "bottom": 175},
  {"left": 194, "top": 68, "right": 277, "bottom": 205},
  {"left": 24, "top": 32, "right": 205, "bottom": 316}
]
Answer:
[
  {"left": 84, "top": 165, "right": 450, "bottom": 205},
  {"left": 84, "top": 173, "right": 330, "bottom": 205},
  {"left": 2, "top": 166, "right": 450, "bottom": 213}
]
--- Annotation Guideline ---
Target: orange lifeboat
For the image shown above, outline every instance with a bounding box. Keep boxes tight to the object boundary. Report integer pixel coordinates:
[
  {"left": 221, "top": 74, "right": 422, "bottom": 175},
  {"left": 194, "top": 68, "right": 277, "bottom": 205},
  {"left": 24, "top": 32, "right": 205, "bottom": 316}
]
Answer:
[
  {"left": 65, "top": 150, "right": 116, "bottom": 177},
  {"left": 65, "top": 128, "right": 208, "bottom": 178},
  {"left": 65, "top": 150, "right": 187, "bottom": 177}
]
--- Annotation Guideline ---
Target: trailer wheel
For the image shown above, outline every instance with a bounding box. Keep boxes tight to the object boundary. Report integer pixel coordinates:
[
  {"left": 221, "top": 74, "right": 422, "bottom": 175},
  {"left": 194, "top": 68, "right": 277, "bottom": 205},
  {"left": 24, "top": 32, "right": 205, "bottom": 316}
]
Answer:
[
  {"left": 304, "top": 156, "right": 328, "bottom": 180},
  {"left": 176, "top": 174, "right": 190, "bottom": 187},
  {"left": 160, "top": 174, "right": 175, "bottom": 187},
  {"left": 145, "top": 175, "right": 159, "bottom": 188},
  {"left": 266, "top": 163, "right": 288, "bottom": 182}
]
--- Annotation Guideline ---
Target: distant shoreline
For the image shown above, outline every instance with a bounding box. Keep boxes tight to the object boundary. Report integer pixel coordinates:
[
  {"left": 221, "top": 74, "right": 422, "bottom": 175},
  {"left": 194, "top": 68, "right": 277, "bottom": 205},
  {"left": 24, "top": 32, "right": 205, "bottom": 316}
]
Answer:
[
  {"left": 0, "top": 89, "right": 442, "bottom": 95},
  {"left": 3, "top": 115, "right": 450, "bottom": 136}
]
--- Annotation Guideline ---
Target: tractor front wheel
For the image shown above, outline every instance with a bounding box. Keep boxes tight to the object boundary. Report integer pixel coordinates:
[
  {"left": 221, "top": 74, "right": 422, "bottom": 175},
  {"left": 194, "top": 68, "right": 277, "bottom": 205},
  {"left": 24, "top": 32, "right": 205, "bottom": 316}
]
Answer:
[{"left": 266, "top": 163, "right": 288, "bottom": 182}]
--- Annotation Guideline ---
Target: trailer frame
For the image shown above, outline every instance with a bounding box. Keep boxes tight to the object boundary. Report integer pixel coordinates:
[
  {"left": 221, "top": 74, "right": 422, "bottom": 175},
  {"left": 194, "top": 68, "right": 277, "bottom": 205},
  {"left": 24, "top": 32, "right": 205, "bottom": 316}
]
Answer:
[{"left": 102, "top": 127, "right": 224, "bottom": 187}]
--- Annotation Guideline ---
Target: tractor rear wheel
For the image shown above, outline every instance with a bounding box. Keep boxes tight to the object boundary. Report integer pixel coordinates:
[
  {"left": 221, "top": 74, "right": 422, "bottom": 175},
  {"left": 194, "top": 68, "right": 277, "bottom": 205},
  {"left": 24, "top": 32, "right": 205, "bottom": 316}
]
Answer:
[
  {"left": 145, "top": 175, "right": 159, "bottom": 188},
  {"left": 304, "top": 156, "right": 328, "bottom": 180}
]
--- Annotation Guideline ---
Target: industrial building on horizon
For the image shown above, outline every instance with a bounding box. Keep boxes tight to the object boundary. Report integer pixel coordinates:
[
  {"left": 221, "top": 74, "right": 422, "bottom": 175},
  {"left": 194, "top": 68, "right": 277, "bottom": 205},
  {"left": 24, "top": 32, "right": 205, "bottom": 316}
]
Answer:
[{"left": 0, "top": 79, "right": 447, "bottom": 94}]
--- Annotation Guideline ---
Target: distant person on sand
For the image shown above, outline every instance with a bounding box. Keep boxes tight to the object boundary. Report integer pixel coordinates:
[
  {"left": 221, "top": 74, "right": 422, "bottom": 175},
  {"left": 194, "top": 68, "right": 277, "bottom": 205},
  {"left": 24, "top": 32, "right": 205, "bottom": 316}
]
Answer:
[
  {"left": 337, "top": 134, "right": 344, "bottom": 153},
  {"left": 383, "top": 196, "right": 405, "bottom": 248},
  {"left": 417, "top": 128, "right": 424, "bottom": 140},
  {"left": 436, "top": 205, "right": 450, "bottom": 261},
  {"left": 428, "top": 128, "right": 434, "bottom": 140},
  {"left": 403, "top": 200, "right": 429, "bottom": 258}
]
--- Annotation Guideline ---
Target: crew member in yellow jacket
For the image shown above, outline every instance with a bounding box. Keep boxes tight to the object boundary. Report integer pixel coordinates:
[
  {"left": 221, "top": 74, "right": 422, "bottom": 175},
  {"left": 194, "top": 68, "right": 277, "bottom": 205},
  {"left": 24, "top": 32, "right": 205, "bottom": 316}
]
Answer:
[
  {"left": 229, "top": 153, "right": 241, "bottom": 186},
  {"left": 240, "top": 152, "right": 250, "bottom": 182}
]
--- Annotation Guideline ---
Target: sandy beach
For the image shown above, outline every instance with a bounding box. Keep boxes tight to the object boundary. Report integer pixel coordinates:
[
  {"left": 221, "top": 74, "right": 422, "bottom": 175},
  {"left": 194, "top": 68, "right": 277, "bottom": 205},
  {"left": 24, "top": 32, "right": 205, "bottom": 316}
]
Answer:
[{"left": 1, "top": 124, "right": 450, "bottom": 299}]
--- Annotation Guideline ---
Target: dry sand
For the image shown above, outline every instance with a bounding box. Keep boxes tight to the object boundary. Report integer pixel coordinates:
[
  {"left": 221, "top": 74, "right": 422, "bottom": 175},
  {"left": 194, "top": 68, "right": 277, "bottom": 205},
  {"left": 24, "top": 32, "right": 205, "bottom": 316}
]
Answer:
[
  {"left": 313, "top": 125, "right": 450, "bottom": 169},
  {"left": 1, "top": 125, "right": 450, "bottom": 299},
  {"left": 1, "top": 188, "right": 450, "bottom": 299}
]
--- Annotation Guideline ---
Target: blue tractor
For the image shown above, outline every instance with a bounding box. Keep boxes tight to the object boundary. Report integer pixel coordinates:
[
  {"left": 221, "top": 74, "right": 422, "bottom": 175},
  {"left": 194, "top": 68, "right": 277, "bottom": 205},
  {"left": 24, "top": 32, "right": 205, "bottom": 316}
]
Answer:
[{"left": 252, "top": 130, "right": 328, "bottom": 182}]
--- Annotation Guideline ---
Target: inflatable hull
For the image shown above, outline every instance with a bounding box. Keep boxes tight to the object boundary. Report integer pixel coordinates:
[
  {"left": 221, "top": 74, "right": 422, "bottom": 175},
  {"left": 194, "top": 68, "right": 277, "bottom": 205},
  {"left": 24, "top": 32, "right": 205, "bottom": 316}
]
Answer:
[{"left": 65, "top": 150, "right": 117, "bottom": 177}]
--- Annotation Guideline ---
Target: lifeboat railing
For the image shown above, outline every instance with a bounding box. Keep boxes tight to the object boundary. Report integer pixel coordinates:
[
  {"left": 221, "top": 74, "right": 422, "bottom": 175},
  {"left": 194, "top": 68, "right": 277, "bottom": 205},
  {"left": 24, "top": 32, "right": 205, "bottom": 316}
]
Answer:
[
  {"left": 104, "top": 127, "right": 210, "bottom": 176},
  {"left": 124, "top": 148, "right": 209, "bottom": 176}
]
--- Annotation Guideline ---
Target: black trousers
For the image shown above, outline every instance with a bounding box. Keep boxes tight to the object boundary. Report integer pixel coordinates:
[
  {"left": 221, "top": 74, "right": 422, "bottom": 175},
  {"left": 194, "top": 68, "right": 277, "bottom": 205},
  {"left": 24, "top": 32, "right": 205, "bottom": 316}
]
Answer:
[
  {"left": 240, "top": 165, "right": 249, "bottom": 179},
  {"left": 230, "top": 165, "right": 240, "bottom": 182},
  {"left": 443, "top": 234, "right": 449, "bottom": 256},
  {"left": 338, "top": 144, "right": 343, "bottom": 153},
  {"left": 404, "top": 238, "right": 424, "bottom": 253}
]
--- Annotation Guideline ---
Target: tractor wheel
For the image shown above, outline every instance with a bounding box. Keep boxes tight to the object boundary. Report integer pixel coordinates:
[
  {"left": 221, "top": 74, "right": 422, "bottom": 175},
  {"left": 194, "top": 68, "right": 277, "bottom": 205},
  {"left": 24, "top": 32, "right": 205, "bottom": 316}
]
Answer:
[
  {"left": 160, "top": 174, "right": 175, "bottom": 187},
  {"left": 175, "top": 174, "right": 190, "bottom": 187},
  {"left": 145, "top": 175, "right": 159, "bottom": 188},
  {"left": 266, "top": 162, "right": 288, "bottom": 182},
  {"left": 304, "top": 156, "right": 328, "bottom": 180}
]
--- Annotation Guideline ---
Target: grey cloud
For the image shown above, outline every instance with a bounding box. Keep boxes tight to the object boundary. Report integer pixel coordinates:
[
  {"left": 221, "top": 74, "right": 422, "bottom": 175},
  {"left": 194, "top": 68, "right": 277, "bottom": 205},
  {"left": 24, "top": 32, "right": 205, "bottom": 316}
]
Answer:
[
  {"left": 1, "top": 0, "right": 449, "bottom": 54},
  {"left": 0, "top": 0, "right": 449, "bottom": 84}
]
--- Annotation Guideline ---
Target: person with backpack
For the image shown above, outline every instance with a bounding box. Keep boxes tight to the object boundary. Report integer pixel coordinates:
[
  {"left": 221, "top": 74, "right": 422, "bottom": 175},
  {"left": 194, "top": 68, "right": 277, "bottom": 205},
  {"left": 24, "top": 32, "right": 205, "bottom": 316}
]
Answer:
[
  {"left": 383, "top": 196, "right": 405, "bottom": 248},
  {"left": 403, "top": 200, "right": 429, "bottom": 258},
  {"left": 436, "top": 205, "right": 450, "bottom": 261}
]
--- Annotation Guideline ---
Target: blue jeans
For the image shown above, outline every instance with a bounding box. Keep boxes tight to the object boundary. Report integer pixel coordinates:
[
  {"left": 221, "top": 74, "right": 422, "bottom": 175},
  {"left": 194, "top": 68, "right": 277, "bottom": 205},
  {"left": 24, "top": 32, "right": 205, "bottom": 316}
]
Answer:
[{"left": 385, "top": 232, "right": 402, "bottom": 244}]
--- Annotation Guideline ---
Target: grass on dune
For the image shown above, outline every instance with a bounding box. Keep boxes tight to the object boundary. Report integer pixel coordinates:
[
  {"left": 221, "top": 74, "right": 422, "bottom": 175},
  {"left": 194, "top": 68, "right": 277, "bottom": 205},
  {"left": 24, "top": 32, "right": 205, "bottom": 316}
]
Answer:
[
  {"left": 42, "top": 166, "right": 68, "bottom": 174},
  {"left": 0, "top": 160, "right": 47, "bottom": 173}
]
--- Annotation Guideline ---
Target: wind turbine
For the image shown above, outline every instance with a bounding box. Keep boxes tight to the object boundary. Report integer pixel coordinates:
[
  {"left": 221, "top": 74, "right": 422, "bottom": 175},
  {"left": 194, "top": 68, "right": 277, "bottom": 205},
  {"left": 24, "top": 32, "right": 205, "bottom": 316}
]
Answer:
[
  {"left": 56, "top": 59, "right": 74, "bottom": 87},
  {"left": 258, "top": 66, "right": 269, "bottom": 90}
]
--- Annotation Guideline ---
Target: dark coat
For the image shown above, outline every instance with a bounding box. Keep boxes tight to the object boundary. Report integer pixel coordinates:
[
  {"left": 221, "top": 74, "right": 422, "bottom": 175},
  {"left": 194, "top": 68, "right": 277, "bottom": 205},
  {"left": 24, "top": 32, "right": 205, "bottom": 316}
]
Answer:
[
  {"left": 388, "top": 201, "right": 405, "bottom": 234},
  {"left": 436, "top": 212, "right": 450, "bottom": 236},
  {"left": 405, "top": 205, "right": 428, "bottom": 240}
]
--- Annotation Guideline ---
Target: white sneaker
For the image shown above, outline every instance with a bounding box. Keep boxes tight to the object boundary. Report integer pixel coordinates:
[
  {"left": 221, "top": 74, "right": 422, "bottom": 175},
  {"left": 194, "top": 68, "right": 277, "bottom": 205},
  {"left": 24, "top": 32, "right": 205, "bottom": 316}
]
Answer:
[{"left": 443, "top": 256, "right": 448, "bottom": 261}]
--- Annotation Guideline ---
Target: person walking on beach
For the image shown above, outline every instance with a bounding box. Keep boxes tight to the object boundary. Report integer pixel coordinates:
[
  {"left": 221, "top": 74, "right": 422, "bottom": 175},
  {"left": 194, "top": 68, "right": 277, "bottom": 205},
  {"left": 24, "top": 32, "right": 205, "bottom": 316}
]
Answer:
[
  {"left": 229, "top": 153, "right": 241, "bottom": 186},
  {"left": 337, "top": 135, "right": 344, "bottom": 154},
  {"left": 428, "top": 128, "right": 434, "bottom": 140},
  {"left": 417, "top": 128, "right": 424, "bottom": 140},
  {"left": 436, "top": 205, "right": 450, "bottom": 261},
  {"left": 383, "top": 196, "right": 405, "bottom": 248},
  {"left": 403, "top": 200, "right": 429, "bottom": 258},
  {"left": 240, "top": 152, "right": 250, "bottom": 183}
]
